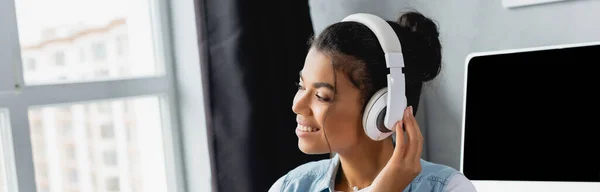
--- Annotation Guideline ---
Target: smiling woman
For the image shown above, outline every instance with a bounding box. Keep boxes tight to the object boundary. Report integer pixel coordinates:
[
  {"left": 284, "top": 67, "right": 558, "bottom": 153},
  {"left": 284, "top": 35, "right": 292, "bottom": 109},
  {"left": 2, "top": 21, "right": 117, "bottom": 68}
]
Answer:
[{"left": 270, "top": 11, "right": 476, "bottom": 192}]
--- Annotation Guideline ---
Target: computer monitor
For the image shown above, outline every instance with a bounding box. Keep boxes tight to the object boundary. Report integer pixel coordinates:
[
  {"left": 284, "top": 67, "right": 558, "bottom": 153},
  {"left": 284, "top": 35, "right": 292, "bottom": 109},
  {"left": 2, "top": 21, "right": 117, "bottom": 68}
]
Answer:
[{"left": 460, "top": 41, "right": 600, "bottom": 192}]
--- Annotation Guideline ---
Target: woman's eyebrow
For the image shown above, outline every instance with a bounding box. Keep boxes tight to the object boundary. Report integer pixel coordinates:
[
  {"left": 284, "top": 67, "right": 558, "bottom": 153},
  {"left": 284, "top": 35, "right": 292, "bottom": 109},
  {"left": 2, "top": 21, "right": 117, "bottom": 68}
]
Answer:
[
  {"left": 299, "top": 71, "right": 334, "bottom": 91},
  {"left": 312, "top": 82, "right": 334, "bottom": 91}
]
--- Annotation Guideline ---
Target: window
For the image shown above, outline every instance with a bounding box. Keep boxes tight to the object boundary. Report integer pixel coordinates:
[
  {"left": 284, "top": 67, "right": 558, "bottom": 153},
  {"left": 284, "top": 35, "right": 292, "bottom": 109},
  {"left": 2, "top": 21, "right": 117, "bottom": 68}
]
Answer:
[
  {"left": 65, "top": 144, "right": 75, "bottom": 160},
  {"left": 106, "top": 177, "right": 120, "bottom": 191},
  {"left": 102, "top": 149, "right": 118, "bottom": 166},
  {"left": 92, "top": 43, "right": 107, "bottom": 61},
  {"left": 26, "top": 58, "right": 36, "bottom": 71},
  {"left": 91, "top": 173, "right": 97, "bottom": 187},
  {"left": 0, "top": 0, "right": 186, "bottom": 191},
  {"left": 115, "top": 36, "right": 128, "bottom": 57},
  {"left": 27, "top": 97, "right": 168, "bottom": 192},
  {"left": 29, "top": 111, "right": 43, "bottom": 134},
  {"left": 14, "top": 0, "right": 162, "bottom": 86},
  {"left": 38, "top": 185, "right": 49, "bottom": 192},
  {"left": 79, "top": 48, "right": 86, "bottom": 63},
  {"left": 54, "top": 51, "right": 65, "bottom": 66},
  {"left": 100, "top": 123, "right": 115, "bottom": 139},
  {"left": 68, "top": 169, "right": 78, "bottom": 184},
  {"left": 94, "top": 69, "right": 110, "bottom": 78},
  {"left": 97, "top": 102, "right": 112, "bottom": 114},
  {"left": 59, "top": 120, "right": 73, "bottom": 136},
  {"left": 37, "top": 164, "right": 48, "bottom": 178}
]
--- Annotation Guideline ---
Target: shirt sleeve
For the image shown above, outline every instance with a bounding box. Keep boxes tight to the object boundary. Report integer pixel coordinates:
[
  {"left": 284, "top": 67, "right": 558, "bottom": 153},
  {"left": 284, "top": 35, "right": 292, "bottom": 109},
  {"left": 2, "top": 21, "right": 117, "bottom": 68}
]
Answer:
[
  {"left": 268, "top": 176, "right": 285, "bottom": 192},
  {"left": 444, "top": 173, "right": 477, "bottom": 192}
]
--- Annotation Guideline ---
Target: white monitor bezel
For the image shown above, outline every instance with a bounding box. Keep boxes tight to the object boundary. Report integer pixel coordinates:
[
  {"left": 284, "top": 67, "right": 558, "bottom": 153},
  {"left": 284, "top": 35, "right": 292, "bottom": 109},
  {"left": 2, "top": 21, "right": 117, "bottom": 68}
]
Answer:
[{"left": 460, "top": 41, "right": 600, "bottom": 192}]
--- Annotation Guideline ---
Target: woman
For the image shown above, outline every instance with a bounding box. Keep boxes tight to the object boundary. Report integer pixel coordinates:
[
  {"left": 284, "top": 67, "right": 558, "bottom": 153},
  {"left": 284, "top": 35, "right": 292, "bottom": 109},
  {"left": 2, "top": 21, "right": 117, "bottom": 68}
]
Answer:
[{"left": 269, "top": 11, "right": 477, "bottom": 192}]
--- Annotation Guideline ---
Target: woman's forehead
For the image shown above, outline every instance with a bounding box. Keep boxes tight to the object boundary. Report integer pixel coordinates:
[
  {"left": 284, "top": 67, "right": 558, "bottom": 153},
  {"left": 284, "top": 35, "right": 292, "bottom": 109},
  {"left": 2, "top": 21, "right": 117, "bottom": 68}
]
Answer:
[
  {"left": 301, "top": 49, "right": 335, "bottom": 82},
  {"left": 301, "top": 49, "right": 362, "bottom": 96}
]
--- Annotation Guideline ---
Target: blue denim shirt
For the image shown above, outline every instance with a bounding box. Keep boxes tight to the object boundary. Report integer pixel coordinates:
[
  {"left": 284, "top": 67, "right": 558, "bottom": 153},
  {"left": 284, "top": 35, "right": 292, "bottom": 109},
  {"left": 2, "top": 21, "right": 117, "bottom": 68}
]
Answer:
[{"left": 268, "top": 154, "right": 476, "bottom": 192}]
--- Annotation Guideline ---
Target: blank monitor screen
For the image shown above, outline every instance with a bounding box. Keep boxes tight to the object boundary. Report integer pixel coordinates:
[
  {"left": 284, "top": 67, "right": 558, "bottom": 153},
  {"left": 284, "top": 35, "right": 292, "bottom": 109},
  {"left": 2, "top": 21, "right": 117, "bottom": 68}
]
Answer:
[{"left": 462, "top": 43, "right": 600, "bottom": 183}]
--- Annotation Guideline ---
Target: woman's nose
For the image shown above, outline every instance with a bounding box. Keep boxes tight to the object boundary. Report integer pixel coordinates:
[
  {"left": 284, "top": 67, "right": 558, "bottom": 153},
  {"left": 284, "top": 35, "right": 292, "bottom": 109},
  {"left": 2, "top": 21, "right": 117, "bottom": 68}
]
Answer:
[{"left": 292, "top": 91, "right": 311, "bottom": 116}]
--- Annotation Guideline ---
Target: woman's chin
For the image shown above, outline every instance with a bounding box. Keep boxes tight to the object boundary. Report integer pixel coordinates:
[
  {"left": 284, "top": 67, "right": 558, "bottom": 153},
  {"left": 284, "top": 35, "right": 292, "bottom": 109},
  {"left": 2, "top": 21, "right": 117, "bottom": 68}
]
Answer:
[{"left": 298, "top": 140, "right": 328, "bottom": 154}]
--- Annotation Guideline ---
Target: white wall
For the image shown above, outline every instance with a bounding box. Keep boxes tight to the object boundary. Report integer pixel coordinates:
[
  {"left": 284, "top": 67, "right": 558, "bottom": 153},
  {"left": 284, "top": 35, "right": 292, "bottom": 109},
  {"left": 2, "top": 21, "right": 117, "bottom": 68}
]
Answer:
[{"left": 309, "top": 0, "right": 600, "bottom": 169}]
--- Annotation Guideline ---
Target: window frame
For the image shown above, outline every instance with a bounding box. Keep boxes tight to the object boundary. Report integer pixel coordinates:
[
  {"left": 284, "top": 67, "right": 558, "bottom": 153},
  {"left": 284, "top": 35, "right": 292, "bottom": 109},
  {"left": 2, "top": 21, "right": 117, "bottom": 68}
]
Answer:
[
  {"left": 0, "top": 0, "right": 212, "bottom": 191},
  {"left": 0, "top": 109, "right": 18, "bottom": 192}
]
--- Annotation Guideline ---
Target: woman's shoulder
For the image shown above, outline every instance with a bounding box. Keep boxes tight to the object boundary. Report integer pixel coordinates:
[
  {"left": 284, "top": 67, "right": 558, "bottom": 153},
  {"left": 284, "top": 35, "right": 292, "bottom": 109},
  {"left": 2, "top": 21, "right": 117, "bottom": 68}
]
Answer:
[
  {"left": 411, "top": 159, "right": 477, "bottom": 192},
  {"left": 421, "top": 159, "right": 458, "bottom": 174},
  {"left": 418, "top": 159, "right": 460, "bottom": 178}
]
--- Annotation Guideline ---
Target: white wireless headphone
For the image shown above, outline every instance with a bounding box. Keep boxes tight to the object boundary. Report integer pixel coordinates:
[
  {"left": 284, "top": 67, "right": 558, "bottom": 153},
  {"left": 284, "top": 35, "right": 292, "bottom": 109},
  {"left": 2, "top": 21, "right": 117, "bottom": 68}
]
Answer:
[{"left": 341, "top": 13, "right": 407, "bottom": 141}]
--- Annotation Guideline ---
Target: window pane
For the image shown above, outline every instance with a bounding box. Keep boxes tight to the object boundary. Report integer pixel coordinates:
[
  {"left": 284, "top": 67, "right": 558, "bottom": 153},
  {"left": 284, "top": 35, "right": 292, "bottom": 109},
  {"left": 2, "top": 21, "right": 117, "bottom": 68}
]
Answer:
[
  {"left": 15, "top": 0, "right": 162, "bottom": 85},
  {"left": 28, "top": 96, "right": 168, "bottom": 192},
  {"left": 0, "top": 109, "right": 9, "bottom": 192}
]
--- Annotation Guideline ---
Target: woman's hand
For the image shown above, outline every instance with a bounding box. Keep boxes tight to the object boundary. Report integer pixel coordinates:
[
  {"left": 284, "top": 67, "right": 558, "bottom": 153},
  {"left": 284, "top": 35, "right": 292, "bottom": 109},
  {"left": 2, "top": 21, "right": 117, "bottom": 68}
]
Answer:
[{"left": 369, "top": 106, "right": 423, "bottom": 191}]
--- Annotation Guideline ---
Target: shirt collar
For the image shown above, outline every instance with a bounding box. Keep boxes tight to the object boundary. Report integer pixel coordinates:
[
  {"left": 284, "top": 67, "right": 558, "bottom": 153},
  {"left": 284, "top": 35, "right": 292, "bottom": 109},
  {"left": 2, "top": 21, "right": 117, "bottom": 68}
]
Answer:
[
  {"left": 316, "top": 154, "right": 341, "bottom": 192},
  {"left": 316, "top": 136, "right": 397, "bottom": 191}
]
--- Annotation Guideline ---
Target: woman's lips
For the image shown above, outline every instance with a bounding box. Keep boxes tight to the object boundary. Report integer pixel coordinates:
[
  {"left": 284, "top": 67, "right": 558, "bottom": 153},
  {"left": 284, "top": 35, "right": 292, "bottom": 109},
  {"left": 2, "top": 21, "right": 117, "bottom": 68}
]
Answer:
[
  {"left": 297, "top": 124, "right": 320, "bottom": 132},
  {"left": 296, "top": 119, "right": 321, "bottom": 136},
  {"left": 296, "top": 119, "right": 320, "bottom": 131}
]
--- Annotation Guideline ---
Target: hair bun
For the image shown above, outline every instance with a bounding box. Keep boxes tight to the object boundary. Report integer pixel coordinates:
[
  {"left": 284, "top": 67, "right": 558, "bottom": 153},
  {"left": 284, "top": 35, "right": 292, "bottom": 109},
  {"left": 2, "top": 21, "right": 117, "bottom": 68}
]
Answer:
[
  {"left": 396, "top": 12, "right": 442, "bottom": 82},
  {"left": 397, "top": 12, "right": 440, "bottom": 39}
]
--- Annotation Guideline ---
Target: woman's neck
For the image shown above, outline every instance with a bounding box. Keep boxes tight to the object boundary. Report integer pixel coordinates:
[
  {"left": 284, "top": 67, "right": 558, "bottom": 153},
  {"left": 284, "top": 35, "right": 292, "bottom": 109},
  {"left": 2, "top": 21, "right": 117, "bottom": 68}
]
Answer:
[{"left": 336, "top": 137, "right": 395, "bottom": 191}]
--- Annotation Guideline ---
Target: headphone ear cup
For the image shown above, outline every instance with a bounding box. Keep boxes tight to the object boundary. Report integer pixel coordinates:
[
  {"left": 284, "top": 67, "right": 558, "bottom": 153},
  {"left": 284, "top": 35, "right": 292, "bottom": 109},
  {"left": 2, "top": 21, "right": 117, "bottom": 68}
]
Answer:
[
  {"left": 376, "top": 107, "right": 390, "bottom": 133},
  {"left": 362, "top": 88, "right": 394, "bottom": 141}
]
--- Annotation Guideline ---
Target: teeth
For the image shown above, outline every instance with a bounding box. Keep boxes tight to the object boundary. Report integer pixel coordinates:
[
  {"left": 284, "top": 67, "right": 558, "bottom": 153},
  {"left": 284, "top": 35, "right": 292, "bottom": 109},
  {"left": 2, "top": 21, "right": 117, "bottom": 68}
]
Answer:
[{"left": 299, "top": 125, "right": 319, "bottom": 132}]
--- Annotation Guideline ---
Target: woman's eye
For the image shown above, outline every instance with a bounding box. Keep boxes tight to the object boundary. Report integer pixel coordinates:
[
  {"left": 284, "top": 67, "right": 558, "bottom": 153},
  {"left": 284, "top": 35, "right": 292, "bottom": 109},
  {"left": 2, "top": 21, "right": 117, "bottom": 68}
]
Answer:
[{"left": 315, "top": 94, "right": 331, "bottom": 102}]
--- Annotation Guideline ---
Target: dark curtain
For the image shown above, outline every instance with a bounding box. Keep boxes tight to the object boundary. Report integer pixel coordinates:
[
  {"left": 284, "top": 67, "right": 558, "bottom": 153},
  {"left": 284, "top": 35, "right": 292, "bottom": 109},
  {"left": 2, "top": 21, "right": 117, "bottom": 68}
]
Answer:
[{"left": 193, "top": 0, "right": 329, "bottom": 191}]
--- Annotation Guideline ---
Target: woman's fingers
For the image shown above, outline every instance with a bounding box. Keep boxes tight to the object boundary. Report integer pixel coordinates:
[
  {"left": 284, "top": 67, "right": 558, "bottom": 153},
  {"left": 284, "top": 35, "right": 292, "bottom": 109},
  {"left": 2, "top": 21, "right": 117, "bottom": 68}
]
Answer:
[
  {"left": 392, "top": 120, "right": 406, "bottom": 163},
  {"left": 409, "top": 107, "right": 424, "bottom": 161},
  {"left": 390, "top": 106, "right": 424, "bottom": 170},
  {"left": 403, "top": 106, "right": 423, "bottom": 162}
]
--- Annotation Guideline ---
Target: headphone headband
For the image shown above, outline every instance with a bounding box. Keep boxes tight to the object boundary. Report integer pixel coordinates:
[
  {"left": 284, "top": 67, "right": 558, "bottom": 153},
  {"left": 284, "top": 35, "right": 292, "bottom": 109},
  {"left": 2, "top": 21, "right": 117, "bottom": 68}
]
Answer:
[
  {"left": 342, "top": 13, "right": 407, "bottom": 137},
  {"left": 342, "top": 13, "right": 404, "bottom": 68}
]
